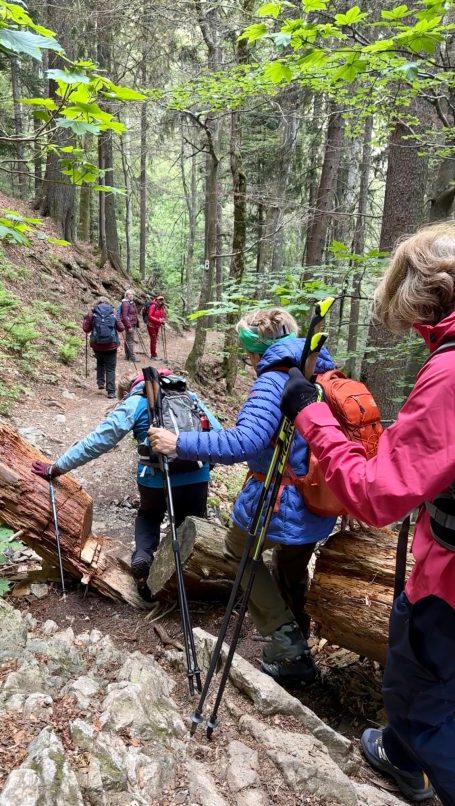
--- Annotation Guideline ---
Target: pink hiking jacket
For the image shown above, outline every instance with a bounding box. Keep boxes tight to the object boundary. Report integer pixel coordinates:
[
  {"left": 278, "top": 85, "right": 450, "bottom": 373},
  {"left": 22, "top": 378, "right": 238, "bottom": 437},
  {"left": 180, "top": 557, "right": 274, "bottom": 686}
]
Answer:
[{"left": 295, "top": 309, "right": 455, "bottom": 610}]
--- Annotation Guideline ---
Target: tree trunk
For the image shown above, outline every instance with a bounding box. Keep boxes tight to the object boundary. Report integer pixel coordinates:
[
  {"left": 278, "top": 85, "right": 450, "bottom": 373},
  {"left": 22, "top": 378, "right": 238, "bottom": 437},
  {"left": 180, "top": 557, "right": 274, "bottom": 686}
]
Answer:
[
  {"left": 304, "top": 102, "right": 344, "bottom": 267},
  {"left": 223, "top": 105, "right": 247, "bottom": 392},
  {"left": 345, "top": 116, "right": 373, "bottom": 378},
  {"left": 120, "top": 117, "right": 133, "bottom": 274},
  {"left": 149, "top": 516, "right": 408, "bottom": 665},
  {"left": 38, "top": 5, "right": 76, "bottom": 242},
  {"left": 0, "top": 424, "right": 148, "bottom": 609},
  {"left": 139, "top": 58, "right": 148, "bottom": 281},
  {"left": 148, "top": 516, "right": 235, "bottom": 599},
  {"left": 78, "top": 134, "right": 93, "bottom": 242},
  {"left": 360, "top": 100, "right": 430, "bottom": 420},
  {"left": 10, "top": 58, "right": 27, "bottom": 198},
  {"left": 307, "top": 525, "right": 413, "bottom": 665}
]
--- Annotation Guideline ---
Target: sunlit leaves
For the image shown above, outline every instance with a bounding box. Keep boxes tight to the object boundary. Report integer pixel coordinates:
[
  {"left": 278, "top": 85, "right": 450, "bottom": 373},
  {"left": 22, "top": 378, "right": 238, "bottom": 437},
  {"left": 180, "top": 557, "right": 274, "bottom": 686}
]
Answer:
[
  {"left": 263, "top": 60, "right": 293, "bottom": 82},
  {"left": 302, "top": 0, "right": 328, "bottom": 10},
  {"left": 258, "top": 2, "right": 282, "bottom": 18},
  {"left": 239, "top": 22, "right": 268, "bottom": 42},
  {"left": 381, "top": 5, "right": 409, "bottom": 20},
  {"left": 0, "top": 28, "right": 60, "bottom": 59},
  {"left": 334, "top": 6, "right": 368, "bottom": 26}
]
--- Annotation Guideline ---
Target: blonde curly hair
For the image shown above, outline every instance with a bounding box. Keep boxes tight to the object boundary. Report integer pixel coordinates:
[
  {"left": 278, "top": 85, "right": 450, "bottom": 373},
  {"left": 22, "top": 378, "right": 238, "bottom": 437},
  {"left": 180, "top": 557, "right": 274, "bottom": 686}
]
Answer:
[
  {"left": 236, "top": 307, "right": 299, "bottom": 347},
  {"left": 374, "top": 222, "right": 455, "bottom": 333}
]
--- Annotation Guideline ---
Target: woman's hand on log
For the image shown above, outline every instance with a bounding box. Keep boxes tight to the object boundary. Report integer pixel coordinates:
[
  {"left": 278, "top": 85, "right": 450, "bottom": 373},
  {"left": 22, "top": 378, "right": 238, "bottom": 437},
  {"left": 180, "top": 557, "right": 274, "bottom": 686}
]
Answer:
[
  {"left": 31, "top": 461, "right": 62, "bottom": 480},
  {"left": 148, "top": 427, "right": 178, "bottom": 455}
]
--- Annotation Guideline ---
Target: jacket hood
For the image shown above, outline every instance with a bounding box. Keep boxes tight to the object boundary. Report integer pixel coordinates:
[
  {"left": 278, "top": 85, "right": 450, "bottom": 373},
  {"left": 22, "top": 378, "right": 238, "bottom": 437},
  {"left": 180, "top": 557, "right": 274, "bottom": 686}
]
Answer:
[
  {"left": 414, "top": 308, "right": 455, "bottom": 351},
  {"left": 256, "top": 336, "right": 337, "bottom": 375}
]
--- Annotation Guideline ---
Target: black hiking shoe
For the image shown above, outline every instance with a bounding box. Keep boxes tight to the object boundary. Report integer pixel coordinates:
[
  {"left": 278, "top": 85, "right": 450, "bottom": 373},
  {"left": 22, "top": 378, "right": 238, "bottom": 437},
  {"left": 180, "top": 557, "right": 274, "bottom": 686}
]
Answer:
[
  {"left": 261, "top": 622, "right": 317, "bottom": 686},
  {"left": 131, "top": 552, "right": 153, "bottom": 602},
  {"left": 361, "top": 729, "right": 434, "bottom": 802},
  {"left": 261, "top": 657, "right": 317, "bottom": 686},
  {"left": 107, "top": 392, "right": 116, "bottom": 399}
]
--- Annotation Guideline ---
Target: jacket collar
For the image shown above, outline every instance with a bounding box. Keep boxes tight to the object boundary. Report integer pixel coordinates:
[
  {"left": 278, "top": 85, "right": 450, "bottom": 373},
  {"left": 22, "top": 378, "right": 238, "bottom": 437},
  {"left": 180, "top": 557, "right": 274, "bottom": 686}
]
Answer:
[{"left": 414, "top": 308, "right": 455, "bottom": 352}]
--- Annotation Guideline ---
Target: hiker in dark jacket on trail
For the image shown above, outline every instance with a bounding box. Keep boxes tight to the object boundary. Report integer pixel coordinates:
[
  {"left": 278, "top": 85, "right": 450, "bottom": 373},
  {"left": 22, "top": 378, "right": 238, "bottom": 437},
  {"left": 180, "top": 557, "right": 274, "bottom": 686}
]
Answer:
[
  {"left": 120, "top": 289, "right": 139, "bottom": 363},
  {"left": 32, "top": 371, "right": 221, "bottom": 601},
  {"left": 280, "top": 222, "right": 455, "bottom": 805},
  {"left": 83, "top": 297, "right": 124, "bottom": 399},
  {"left": 149, "top": 307, "right": 336, "bottom": 686}
]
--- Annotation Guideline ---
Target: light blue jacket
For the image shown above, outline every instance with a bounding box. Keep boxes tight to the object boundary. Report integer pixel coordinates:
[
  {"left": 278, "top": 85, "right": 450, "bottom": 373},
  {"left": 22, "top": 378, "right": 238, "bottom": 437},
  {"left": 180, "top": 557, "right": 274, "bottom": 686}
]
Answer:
[
  {"left": 54, "top": 382, "right": 221, "bottom": 488},
  {"left": 177, "top": 338, "right": 337, "bottom": 545}
]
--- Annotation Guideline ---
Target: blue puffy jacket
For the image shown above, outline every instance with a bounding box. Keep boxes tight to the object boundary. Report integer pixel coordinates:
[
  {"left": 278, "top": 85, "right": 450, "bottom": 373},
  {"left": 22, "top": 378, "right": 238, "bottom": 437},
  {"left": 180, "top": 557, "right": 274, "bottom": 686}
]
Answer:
[
  {"left": 177, "top": 338, "right": 337, "bottom": 545},
  {"left": 54, "top": 382, "right": 221, "bottom": 489}
]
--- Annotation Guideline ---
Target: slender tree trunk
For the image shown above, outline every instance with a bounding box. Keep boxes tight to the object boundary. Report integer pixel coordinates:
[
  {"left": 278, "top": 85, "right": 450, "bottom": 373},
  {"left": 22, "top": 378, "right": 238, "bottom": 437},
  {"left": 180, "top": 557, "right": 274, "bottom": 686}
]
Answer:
[
  {"left": 304, "top": 102, "right": 344, "bottom": 267},
  {"left": 78, "top": 136, "right": 93, "bottom": 242},
  {"left": 224, "top": 106, "right": 247, "bottom": 391},
  {"left": 10, "top": 59, "right": 27, "bottom": 198},
  {"left": 119, "top": 124, "right": 132, "bottom": 273},
  {"left": 139, "top": 58, "right": 148, "bottom": 280},
  {"left": 361, "top": 101, "right": 430, "bottom": 420},
  {"left": 345, "top": 116, "right": 373, "bottom": 378},
  {"left": 180, "top": 134, "right": 198, "bottom": 314}
]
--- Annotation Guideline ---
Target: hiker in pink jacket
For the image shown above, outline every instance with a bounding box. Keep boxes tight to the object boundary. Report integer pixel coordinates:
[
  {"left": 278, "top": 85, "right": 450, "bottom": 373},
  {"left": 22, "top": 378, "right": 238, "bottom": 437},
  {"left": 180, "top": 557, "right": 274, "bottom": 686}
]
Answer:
[{"left": 281, "top": 222, "right": 455, "bottom": 806}]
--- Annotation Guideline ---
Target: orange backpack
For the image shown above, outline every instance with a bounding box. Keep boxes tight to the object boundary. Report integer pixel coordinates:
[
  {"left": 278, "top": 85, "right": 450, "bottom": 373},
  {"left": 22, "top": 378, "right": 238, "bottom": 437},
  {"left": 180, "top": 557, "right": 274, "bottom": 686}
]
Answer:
[{"left": 293, "top": 370, "right": 383, "bottom": 516}]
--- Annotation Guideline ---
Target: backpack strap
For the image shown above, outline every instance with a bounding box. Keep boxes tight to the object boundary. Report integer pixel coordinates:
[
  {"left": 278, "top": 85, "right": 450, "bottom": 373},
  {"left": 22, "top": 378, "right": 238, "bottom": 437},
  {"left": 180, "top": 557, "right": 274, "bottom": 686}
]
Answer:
[{"left": 424, "top": 339, "right": 455, "bottom": 363}]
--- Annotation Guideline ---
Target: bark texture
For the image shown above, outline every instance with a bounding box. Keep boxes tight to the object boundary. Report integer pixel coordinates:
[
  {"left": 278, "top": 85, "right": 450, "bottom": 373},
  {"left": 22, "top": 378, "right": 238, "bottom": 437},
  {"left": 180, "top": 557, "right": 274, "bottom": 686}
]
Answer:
[{"left": 0, "top": 423, "right": 147, "bottom": 609}]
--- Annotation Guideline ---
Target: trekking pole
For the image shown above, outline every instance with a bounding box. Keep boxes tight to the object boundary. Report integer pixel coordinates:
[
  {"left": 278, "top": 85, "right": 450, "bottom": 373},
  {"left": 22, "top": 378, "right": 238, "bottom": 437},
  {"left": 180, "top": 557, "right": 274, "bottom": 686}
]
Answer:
[
  {"left": 137, "top": 328, "right": 148, "bottom": 357},
  {"left": 122, "top": 332, "right": 138, "bottom": 371},
  {"left": 189, "top": 297, "right": 335, "bottom": 737},
  {"left": 48, "top": 473, "right": 66, "bottom": 598},
  {"left": 161, "top": 325, "right": 168, "bottom": 363},
  {"left": 143, "top": 366, "right": 202, "bottom": 696},
  {"left": 85, "top": 333, "right": 88, "bottom": 379}
]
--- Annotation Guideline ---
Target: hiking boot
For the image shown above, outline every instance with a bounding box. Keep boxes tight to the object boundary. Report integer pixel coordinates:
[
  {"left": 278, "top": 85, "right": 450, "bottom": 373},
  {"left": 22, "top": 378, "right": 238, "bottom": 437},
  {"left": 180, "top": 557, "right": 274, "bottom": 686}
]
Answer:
[
  {"left": 261, "top": 622, "right": 317, "bottom": 686},
  {"left": 107, "top": 392, "right": 116, "bottom": 399},
  {"left": 131, "top": 552, "right": 153, "bottom": 603},
  {"left": 361, "top": 729, "right": 434, "bottom": 802}
]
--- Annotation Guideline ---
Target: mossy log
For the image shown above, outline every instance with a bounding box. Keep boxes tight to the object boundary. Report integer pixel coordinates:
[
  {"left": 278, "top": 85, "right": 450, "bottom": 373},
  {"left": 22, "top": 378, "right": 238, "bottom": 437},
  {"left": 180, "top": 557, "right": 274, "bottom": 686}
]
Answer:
[{"left": 0, "top": 422, "right": 147, "bottom": 608}]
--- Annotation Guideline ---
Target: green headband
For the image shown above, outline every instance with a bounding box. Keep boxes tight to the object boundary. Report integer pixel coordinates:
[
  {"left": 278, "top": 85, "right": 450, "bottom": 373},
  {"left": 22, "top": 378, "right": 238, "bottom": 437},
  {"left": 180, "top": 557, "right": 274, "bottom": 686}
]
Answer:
[{"left": 238, "top": 327, "right": 296, "bottom": 355}]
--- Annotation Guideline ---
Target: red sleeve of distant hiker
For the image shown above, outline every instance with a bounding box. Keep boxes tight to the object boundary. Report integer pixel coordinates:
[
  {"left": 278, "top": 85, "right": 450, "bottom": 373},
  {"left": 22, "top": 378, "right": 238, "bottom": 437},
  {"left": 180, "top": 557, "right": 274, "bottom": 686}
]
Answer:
[{"left": 294, "top": 353, "right": 455, "bottom": 527}]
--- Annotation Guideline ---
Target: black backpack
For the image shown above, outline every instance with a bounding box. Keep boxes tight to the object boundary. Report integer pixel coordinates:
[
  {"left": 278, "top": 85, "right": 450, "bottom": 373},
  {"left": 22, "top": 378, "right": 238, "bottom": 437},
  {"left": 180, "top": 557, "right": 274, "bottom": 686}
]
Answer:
[
  {"left": 142, "top": 300, "right": 152, "bottom": 325},
  {"left": 91, "top": 303, "right": 118, "bottom": 345}
]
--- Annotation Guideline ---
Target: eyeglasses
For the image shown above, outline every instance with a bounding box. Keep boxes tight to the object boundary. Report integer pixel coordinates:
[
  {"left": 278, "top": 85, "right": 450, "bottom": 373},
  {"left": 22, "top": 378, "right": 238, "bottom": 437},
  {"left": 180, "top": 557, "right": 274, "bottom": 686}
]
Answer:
[{"left": 241, "top": 355, "right": 253, "bottom": 367}]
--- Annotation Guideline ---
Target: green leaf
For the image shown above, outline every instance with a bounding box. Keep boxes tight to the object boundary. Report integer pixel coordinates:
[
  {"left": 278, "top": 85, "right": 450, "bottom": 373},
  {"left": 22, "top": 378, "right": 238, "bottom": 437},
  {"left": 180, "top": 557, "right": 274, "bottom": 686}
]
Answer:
[
  {"left": 20, "top": 97, "right": 57, "bottom": 109},
  {"left": 257, "top": 1, "right": 282, "bottom": 17},
  {"left": 0, "top": 28, "right": 61, "bottom": 60},
  {"left": 47, "top": 68, "right": 90, "bottom": 84},
  {"left": 263, "top": 60, "right": 293, "bottom": 82},
  {"left": 381, "top": 4, "right": 409, "bottom": 20},
  {"left": 0, "top": 527, "right": 13, "bottom": 540},
  {"left": 101, "top": 83, "right": 147, "bottom": 101},
  {"left": 91, "top": 185, "right": 126, "bottom": 195},
  {"left": 303, "top": 0, "right": 327, "bottom": 10},
  {"left": 0, "top": 579, "right": 10, "bottom": 596},
  {"left": 273, "top": 31, "right": 292, "bottom": 48},
  {"left": 0, "top": 224, "right": 30, "bottom": 245},
  {"left": 334, "top": 5, "right": 367, "bottom": 25},
  {"left": 55, "top": 118, "right": 100, "bottom": 135},
  {"left": 239, "top": 22, "right": 268, "bottom": 42}
]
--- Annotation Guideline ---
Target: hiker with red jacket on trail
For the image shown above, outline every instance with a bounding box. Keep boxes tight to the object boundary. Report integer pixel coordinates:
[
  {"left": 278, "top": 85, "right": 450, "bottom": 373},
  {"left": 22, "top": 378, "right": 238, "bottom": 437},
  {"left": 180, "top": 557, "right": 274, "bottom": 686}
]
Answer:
[
  {"left": 120, "top": 289, "right": 139, "bottom": 363},
  {"left": 281, "top": 222, "right": 455, "bottom": 806},
  {"left": 83, "top": 296, "right": 124, "bottom": 399},
  {"left": 147, "top": 294, "right": 166, "bottom": 359}
]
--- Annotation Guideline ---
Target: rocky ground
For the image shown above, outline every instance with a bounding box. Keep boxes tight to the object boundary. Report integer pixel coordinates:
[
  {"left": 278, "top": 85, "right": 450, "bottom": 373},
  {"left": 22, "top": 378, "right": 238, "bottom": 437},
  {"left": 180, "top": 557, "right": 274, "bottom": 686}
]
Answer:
[{"left": 0, "top": 599, "right": 410, "bottom": 806}]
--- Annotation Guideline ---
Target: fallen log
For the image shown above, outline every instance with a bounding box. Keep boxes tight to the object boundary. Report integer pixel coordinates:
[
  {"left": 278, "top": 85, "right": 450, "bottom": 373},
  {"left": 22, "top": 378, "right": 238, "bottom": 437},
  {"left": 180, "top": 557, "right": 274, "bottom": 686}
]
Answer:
[
  {"left": 150, "top": 517, "right": 412, "bottom": 665},
  {"left": 149, "top": 516, "right": 235, "bottom": 598},
  {"left": 0, "top": 422, "right": 147, "bottom": 608},
  {"left": 307, "top": 526, "right": 414, "bottom": 665}
]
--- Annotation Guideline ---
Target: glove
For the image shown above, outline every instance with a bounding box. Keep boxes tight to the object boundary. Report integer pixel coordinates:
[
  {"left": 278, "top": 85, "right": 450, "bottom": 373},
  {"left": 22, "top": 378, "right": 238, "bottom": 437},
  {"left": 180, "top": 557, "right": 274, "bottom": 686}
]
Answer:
[
  {"left": 280, "top": 367, "right": 320, "bottom": 421},
  {"left": 31, "top": 462, "right": 63, "bottom": 480}
]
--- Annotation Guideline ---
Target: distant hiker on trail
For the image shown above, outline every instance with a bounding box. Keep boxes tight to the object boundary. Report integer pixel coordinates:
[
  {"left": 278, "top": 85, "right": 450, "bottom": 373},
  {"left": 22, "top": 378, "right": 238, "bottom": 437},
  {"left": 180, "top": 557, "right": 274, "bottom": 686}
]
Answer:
[
  {"left": 280, "top": 222, "right": 455, "bottom": 805},
  {"left": 83, "top": 297, "right": 124, "bottom": 399},
  {"left": 120, "top": 289, "right": 139, "bottom": 363},
  {"left": 149, "top": 307, "right": 336, "bottom": 687},
  {"left": 146, "top": 294, "right": 166, "bottom": 359},
  {"left": 31, "top": 370, "right": 221, "bottom": 602}
]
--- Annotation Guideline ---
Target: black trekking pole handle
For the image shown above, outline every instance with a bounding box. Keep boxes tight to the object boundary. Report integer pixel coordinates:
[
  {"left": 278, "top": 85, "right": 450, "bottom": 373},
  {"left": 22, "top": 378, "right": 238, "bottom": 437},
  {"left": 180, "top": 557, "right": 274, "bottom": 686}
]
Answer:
[
  {"left": 48, "top": 476, "right": 66, "bottom": 598},
  {"left": 189, "top": 299, "right": 334, "bottom": 736}
]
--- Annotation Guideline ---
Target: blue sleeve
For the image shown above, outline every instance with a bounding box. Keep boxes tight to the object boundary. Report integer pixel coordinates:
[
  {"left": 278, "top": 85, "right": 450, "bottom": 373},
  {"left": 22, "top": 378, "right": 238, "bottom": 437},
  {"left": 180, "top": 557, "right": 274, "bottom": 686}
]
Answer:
[
  {"left": 178, "top": 375, "right": 282, "bottom": 465},
  {"left": 54, "top": 395, "right": 139, "bottom": 473},
  {"left": 315, "top": 345, "right": 335, "bottom": 373}
]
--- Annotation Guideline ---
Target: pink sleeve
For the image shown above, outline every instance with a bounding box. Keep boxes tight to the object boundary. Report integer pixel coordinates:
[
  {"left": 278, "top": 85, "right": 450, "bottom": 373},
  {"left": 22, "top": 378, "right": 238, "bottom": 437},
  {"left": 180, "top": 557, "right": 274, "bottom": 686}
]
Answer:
[{"left": 295, "top": 354, "right": 455, "bottom": 527}]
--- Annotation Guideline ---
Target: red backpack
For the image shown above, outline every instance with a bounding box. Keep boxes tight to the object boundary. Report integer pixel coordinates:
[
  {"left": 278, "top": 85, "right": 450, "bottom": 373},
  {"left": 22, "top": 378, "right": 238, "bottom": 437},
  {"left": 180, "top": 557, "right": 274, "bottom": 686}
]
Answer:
[{"left": 294, "top": 370, "right": 383, "bottom": 516}]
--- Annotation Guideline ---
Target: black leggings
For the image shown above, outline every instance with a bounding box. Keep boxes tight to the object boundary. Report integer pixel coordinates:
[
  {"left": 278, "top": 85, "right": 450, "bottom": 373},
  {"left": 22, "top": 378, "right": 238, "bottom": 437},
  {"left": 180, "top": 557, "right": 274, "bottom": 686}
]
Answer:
[{"left": 134, "top": 481, "right": 208, "bottom": 557}]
